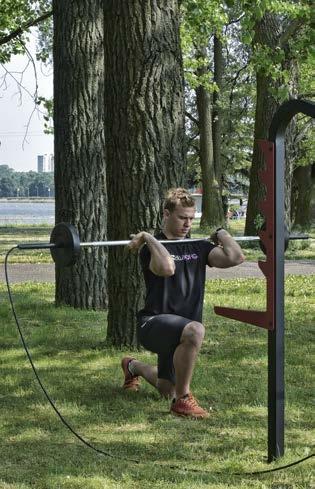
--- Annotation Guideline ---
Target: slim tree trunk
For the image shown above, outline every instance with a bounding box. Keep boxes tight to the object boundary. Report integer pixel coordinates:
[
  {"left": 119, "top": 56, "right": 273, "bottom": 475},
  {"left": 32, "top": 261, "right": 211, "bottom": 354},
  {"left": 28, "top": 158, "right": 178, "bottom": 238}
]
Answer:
[
  {"left": 53, "top": 0, "right": 107, "bottom": 309},
  {"left": 291, "top": 164, "right": 313, "bottom": 228},
  {"left": 196, "top": 47, "right": 224, "bottom": 229},
  {"left": 104, "top": 0, "right": 186, "bottom": 347},
  {"left": 213, "top": 35, "right": 223, "bottom": 188}
]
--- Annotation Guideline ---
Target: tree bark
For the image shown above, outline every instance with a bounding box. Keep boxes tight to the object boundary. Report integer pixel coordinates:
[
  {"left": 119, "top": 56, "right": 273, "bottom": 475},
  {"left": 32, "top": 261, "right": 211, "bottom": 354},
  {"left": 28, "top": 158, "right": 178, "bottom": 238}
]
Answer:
[
  {"left": 53, "top": 0, "right": 107, "bottom": 309},
  {"left": 213, "top": 35, "right": 223, "bottom": 188},
  {"left": 245, "top": 13, "right": 304, "bottom": 235},
  {"left": 245, "top": 14, "right": 281, "bottom": 236},
  {"left": 291, "top": 164, "right": 313, "bottom": 228},
  {"left": 104, "top": 0, "right": 186, "bottom": 347},
  {"left": 196, "top": 47, "right": 224, "bottom": 229}
]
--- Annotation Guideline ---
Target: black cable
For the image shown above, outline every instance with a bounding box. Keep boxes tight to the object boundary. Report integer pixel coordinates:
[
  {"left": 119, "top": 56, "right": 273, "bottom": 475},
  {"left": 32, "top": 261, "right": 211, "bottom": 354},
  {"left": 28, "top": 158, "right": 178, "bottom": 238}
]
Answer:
[
  {"left": 4, "top": 247, "right": 139, "bottom": 464},
  {"left": 4, "top": 246, "right": 314, "bottom": 477}
]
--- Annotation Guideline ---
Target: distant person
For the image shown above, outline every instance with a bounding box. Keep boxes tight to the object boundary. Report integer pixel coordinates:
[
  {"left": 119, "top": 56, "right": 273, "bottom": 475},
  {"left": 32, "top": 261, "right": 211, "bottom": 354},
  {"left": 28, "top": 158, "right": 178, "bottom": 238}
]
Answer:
[{"left": 121, "top": 188, "right": 245, "bottom": 418}]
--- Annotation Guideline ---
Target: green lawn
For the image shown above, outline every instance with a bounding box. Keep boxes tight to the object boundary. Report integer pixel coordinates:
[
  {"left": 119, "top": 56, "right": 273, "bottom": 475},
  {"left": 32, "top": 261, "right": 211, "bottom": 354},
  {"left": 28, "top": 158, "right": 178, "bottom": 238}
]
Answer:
[
  {"left": 0, "top": 222, "right": 314, "bottom": 264},
  {"left": 0, "top": 225, "right": 52, "bottom": 264},
  {"left": 0, "top": 278, "right": 314, "bottom": 488}
]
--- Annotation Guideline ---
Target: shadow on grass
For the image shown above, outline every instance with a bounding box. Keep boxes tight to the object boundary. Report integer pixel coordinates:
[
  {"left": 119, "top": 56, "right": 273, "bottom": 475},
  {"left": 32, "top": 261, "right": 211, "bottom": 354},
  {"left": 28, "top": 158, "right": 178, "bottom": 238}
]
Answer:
[{"left": 0, "top": 279, "right": 314, "bottom": 488}]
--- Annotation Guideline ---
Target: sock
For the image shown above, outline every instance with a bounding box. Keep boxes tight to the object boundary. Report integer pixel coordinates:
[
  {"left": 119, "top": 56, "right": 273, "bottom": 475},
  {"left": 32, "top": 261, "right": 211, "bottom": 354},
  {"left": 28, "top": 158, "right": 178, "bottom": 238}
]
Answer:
[{"left": 175, "top": 393, "right": 189, "bottom": 401}]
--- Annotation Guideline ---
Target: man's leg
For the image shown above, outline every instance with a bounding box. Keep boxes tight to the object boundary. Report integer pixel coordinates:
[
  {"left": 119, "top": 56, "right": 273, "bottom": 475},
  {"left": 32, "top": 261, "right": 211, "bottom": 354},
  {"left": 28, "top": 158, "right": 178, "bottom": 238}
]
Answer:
[
  {"left": 173, "top": 321, "right": 205, "bottom": 399},
  {"left": 129, "top": 360, "right": 175, "bottom": 399}
]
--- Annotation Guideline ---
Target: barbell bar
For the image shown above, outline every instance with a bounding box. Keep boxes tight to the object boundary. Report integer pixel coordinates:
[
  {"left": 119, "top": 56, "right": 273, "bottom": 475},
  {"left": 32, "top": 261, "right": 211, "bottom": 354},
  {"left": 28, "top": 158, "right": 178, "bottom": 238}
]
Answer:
[{"left": 16, "top": 222, "right": 310, "bottom": 268}]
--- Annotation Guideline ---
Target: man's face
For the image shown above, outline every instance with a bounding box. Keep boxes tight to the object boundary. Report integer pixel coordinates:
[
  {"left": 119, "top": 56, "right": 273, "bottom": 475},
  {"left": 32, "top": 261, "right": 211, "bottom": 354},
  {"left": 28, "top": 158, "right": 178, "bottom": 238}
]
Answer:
[{"left": 163, "top": 203, "right": 196, "bottom": 239}]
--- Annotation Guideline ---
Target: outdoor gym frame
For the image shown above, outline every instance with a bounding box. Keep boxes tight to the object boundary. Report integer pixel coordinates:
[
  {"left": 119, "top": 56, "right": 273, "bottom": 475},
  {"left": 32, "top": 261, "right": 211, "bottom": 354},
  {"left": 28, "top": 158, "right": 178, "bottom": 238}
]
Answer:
[{"left": 215, "top": 99, "right": 315, "bottom": 462}]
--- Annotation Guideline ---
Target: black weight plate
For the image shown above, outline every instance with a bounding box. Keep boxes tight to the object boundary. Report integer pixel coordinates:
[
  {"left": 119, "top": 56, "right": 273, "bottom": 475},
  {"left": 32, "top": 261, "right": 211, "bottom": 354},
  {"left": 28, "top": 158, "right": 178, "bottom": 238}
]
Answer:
[{"left": 50, "top": 222, "right": 80, "bottom": 267}]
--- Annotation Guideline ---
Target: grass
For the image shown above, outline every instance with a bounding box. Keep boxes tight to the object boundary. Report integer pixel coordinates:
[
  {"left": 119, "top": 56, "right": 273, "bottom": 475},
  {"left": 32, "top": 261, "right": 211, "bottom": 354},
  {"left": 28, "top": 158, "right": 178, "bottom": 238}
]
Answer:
[
  {"left": 0, "top": 277, "right": 314, "bottom": 488},
  {"left": 0, "top": 221, "right": 314, "bottom": 265},
  {"left": 0, "top": 225, "right": 52, "bottom": 264}
]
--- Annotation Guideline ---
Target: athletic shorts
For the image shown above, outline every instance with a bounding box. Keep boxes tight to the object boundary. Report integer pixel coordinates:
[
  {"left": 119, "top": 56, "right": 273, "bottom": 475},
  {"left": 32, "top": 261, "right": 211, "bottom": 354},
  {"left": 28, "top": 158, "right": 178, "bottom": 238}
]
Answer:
[{"left": 137, "top": 313, "right": 192, "bottom": 384}]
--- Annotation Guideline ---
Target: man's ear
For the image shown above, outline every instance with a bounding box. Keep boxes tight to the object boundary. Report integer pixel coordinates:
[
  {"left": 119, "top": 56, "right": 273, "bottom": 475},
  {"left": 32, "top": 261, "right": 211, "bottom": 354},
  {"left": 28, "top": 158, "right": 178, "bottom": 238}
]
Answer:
[{"left": 163, "top": 209, "right": 170, "bottom": 219}]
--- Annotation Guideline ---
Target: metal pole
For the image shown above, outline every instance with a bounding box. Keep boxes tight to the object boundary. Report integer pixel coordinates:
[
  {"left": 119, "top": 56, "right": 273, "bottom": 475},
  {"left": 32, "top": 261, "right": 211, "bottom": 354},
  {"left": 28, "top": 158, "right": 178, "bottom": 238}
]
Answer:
[
  {"left": 268, "top": 134, "right": 285, "bottom": 462},
  {"left": 18, "top": 234, "right": 310, "bottom": 251},
  {"left": 268, "top": 99, "right": 315, "bottom": 462}
]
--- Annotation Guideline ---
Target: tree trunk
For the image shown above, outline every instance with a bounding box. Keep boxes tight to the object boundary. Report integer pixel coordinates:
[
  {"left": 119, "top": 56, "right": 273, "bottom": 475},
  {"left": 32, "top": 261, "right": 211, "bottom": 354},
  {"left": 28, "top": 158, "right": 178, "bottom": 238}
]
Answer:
[
  {"left": 53, "top": 0, "right": 107, "bottom": 309},
  {"left": 283, "top": 53, "right": 299, "bottom": 229},
  {"left": 213, "top": 35, "right": 223, "bottom": 188},
  {"left": 245, "top": 14, "right": 280, "bottom": 236},
  {"left": 104, "top": 0, "right": 186, "bottom": 347},
  {"left": 245, "top": 14, "right": 304, "bottom": 236},
  {"left": 291, "top": 164, "right": 313, "bottom": 228},
  {"left": 196, "top": 47, "right": 224, "bottom": 229}
]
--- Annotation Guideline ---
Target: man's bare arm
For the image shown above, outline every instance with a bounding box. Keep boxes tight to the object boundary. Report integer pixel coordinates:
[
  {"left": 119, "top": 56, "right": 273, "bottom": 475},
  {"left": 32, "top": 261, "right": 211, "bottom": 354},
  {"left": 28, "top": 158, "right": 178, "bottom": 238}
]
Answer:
[
  {"left": 208, "top": 229, "right": 245, "bottom": 268},
  {"left": 128, "top": 232, "right": 175, "bottom": 277}
]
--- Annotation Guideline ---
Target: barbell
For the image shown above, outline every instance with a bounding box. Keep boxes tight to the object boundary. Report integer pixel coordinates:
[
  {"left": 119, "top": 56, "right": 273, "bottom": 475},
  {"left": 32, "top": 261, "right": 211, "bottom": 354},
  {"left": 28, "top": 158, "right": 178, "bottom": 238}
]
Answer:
[{"left": 16, "top": 222, "right": 310, "bottom": 267}]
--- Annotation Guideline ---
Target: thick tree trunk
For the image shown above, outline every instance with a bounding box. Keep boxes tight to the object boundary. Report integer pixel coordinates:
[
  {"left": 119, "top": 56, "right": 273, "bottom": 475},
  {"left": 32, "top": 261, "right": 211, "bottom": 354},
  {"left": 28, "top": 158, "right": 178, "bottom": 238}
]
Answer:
[
  {"left": 245, "top": 14, "right": 303, "bottom": 235},
  {"left": 53, "top": 1, "right": 107, "bottom": 309},
  {"left": 196, "top": 47, "right": 224, "bottom": 229},
  {"left": 104, "top": 0, "right": 186, "bottom": 347},
  {"left": 245, "top": 14, "right": 280, "bottom": 236}
]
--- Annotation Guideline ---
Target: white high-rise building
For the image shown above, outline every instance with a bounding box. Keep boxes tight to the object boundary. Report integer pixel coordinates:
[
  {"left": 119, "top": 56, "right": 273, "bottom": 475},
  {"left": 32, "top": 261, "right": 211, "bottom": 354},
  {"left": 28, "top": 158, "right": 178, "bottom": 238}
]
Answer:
[{"left": 37, "top": 154, "right": 54, "bottom": 173}]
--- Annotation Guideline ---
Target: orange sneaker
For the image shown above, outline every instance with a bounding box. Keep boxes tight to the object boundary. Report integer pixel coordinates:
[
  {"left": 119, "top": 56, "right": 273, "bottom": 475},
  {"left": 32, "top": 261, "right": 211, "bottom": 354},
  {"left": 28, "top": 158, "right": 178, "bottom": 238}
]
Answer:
[
  {"left": 170, "top": 393, "right": 210, "bottom": 418},
  {"left": 121, "top": 357, "right": 140, "bottom": 391}
]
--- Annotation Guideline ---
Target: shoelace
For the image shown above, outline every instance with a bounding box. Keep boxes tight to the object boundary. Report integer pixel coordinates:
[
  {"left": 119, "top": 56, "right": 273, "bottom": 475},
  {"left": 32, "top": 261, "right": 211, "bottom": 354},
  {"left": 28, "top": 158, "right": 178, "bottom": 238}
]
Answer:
[
  {"left": 184, "top": 394, "right": 199, "bottom": 408},
  {"left": 176, "top": 393, "right": 199, "bottom": 408}
]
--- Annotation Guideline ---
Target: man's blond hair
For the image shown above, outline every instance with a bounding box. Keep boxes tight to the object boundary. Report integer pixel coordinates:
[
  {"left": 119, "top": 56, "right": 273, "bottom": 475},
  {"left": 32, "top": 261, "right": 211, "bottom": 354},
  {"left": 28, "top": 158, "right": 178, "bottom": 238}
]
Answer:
[{"left": 163, "top": 188, "right": 196, "bottom": 212}]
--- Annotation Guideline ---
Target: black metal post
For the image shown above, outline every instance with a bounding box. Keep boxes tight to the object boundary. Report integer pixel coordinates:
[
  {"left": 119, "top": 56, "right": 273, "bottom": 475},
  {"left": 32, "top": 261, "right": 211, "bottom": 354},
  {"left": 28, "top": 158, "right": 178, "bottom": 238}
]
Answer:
[{"left": 268, "top": 99, "right": 315, "bottom": 462}]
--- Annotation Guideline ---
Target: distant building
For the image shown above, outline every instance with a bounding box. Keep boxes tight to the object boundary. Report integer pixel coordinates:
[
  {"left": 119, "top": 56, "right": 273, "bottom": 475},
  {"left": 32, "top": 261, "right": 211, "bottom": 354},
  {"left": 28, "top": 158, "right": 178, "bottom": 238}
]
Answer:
[{"left": 37, "top": 154, "right": 54, "bottom": 173}]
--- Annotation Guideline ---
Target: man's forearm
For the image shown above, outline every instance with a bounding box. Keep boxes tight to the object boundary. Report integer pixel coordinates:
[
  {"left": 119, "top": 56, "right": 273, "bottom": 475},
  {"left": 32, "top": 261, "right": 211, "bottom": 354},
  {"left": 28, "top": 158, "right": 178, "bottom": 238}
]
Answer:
[
  {"left": 144, "top": 233, "right": 175, "bottom": 277},
  {"left": 217, "top": 230, "right": 245, "bottom": 265}
]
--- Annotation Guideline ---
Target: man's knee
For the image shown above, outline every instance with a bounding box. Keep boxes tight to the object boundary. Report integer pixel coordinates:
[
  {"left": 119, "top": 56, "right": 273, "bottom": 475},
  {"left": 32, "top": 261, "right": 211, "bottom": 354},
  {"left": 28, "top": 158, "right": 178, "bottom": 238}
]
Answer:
[
  {"left": 157, "top": 379, "right": 175, "bottom": 399},
  {"left": 181, "top": 321, "right": 205, "bottom": 347}
]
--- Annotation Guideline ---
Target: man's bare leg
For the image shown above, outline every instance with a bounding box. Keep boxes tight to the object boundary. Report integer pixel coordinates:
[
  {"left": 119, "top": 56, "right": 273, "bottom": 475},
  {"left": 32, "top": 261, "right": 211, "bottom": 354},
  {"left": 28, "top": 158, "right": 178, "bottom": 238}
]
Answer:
[
  {"left": 130, "top": 360, "right": 175, "bottom": 398},
  {"left": 173, "top": 321, "right": 205, "bottom": 400}
]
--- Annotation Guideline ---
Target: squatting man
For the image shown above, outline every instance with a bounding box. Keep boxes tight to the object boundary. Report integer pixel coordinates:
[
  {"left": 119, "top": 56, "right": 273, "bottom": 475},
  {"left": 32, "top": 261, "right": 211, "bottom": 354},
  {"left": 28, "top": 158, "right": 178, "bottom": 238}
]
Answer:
[{"left": 121, "top": 188, "right": 245, "bottom": 418}]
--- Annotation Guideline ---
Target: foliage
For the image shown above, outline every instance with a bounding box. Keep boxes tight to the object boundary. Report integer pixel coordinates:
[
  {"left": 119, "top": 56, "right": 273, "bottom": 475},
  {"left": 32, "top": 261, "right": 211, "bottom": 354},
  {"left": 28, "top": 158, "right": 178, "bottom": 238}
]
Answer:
[
  {"left": 0, "top": 0, "right": 52, "bottom": 63},
  {"left": 181, "top": 0, "right": 314, "bottom": 199},
  {"left": 181, "top": 1, "right": 255, "bottom": 194},
  {"left": 0, "top": 164, "right": 54, "bottom": 197},
  {"left": 0, "top": 277, "right": 313, "bottom": 487}
]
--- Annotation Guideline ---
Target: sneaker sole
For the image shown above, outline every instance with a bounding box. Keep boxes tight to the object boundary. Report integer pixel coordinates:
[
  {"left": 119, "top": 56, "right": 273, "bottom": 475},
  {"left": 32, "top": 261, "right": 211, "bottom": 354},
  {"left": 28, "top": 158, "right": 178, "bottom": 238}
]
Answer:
[{"left": 170, "top": 410, "right": 209, "bottom": 419}]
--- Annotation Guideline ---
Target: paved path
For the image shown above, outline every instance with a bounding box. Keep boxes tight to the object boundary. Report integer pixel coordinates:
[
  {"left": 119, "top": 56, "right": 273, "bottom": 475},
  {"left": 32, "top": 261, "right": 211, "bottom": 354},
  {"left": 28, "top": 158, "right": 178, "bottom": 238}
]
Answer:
[{"left": 1, "top": 260, "right": 314, "bottom": 284}]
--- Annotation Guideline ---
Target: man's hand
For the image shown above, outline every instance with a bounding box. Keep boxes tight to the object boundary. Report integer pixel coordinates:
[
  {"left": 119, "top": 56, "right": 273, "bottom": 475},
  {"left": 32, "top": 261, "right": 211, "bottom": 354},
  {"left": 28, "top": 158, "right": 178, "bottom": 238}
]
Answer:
[
  {"left": 128, "top": 232, "right": 175, "bottom": 276},
  {"left": 128, "top": 232, "right": 148, "bottom": 253},
  {"left": 210, "top": 228, "right": 229, "bottom": 246},
  {"left": 208, "top": 229, "right": 245, "bottom": 268}
]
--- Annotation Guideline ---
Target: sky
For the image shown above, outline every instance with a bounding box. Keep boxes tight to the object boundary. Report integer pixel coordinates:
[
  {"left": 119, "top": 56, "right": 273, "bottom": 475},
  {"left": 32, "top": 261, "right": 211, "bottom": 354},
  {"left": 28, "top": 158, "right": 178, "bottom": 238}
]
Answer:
[{"left": 0, "top": 32, "right": 53, "bottom": 172}]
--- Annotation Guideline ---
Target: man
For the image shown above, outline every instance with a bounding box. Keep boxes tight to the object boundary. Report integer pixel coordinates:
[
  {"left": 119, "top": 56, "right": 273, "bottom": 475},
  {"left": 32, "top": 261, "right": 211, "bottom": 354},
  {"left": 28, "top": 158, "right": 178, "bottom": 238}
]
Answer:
[{"left": 121, "top": 188, "right": 245, "bottom": 418}]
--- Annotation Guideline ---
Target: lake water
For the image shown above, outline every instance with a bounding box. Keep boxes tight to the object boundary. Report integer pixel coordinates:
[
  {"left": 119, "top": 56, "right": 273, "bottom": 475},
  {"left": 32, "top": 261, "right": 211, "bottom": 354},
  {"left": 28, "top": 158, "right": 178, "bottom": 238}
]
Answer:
[{"left": 0, "top": 201, "right": 55, "bottom": 225}]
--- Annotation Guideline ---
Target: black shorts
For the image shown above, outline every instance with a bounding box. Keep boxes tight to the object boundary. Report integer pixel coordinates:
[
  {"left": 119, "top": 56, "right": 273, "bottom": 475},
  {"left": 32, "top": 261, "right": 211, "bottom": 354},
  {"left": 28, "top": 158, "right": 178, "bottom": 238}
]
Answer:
[{"left": 137, "top": 313, "right": 192, "bottom": 384}]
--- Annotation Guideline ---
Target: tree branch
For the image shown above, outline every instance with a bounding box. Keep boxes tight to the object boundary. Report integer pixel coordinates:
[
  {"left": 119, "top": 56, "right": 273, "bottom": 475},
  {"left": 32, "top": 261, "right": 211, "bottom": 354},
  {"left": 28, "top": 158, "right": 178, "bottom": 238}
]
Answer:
[
  {"left": 185, "top": 111, "right": 199, "bottom": 127},
  {"left": 0, "top": 10, "right": 52, "bottom": 47}
]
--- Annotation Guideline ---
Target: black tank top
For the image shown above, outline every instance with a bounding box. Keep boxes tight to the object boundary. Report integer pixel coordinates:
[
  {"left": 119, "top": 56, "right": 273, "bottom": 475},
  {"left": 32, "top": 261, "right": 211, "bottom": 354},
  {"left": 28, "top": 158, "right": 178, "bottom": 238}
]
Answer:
[{"left": 138, "top": 232, "right": 216, "bottom": 322}]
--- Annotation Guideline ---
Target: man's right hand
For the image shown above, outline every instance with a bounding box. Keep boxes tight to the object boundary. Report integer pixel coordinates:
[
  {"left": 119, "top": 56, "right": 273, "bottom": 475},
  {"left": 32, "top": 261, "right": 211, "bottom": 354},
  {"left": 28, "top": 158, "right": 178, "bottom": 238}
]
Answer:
[{"left": 128, "top": 232, "right": 148, "bottom": 253}]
